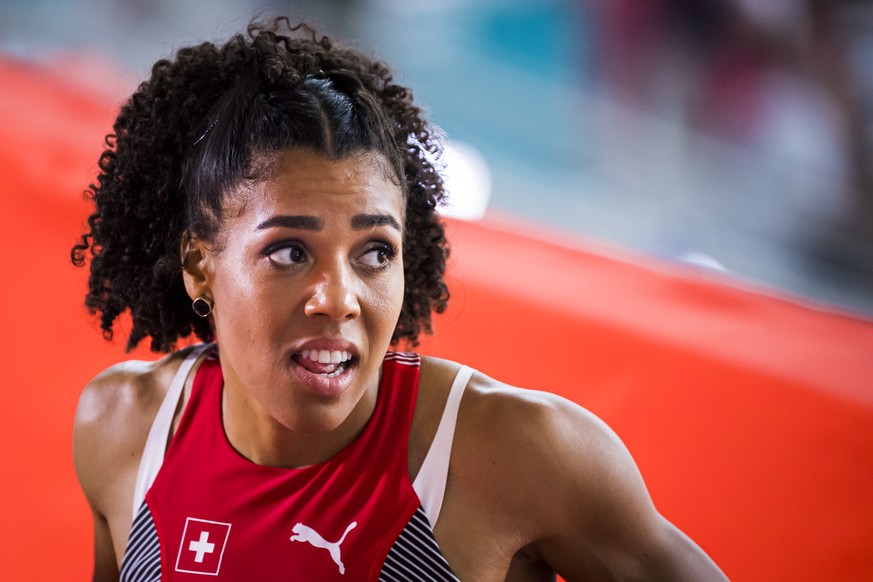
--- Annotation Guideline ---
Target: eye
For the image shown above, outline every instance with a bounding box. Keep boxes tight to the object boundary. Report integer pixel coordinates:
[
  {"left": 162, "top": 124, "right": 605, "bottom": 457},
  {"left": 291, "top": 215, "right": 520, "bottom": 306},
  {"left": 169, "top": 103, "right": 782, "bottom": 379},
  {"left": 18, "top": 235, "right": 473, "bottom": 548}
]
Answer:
[
  {"left": 266, "top": 242, "right": 308, "bottom": 266},
  {"left": 359, "top": 242, "right": 398, "bottom": 270}
]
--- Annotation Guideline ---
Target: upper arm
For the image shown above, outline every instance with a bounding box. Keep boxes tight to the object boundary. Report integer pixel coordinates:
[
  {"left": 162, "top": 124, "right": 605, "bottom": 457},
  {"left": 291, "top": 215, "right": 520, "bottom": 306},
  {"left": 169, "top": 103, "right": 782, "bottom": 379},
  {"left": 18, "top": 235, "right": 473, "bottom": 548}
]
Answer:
[
  {"left": 73, "top": 364, "right": 145, "bottom": 517},
  {"left": 72, "top": 360, "right": 164, "bottom": 573},
  {"left": 482, "top": 390, "right": 728, "bottom": 581},
  {"left": 73, "top": 372, "right": 122, "bottom": 514},
  {"left": 90, "top": 507, "right": 120, "bottom": 582},
  {"left": 73, "top": 371, "right": 127, "bottom": 576}
]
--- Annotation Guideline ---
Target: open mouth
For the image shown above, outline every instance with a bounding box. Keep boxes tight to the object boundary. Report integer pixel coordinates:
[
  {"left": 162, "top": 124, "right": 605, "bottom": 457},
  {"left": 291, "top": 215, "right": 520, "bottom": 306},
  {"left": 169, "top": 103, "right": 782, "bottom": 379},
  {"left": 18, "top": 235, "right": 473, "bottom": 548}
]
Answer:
[{"left": 292, "top": 349, "right": 355, "bottom": 379}]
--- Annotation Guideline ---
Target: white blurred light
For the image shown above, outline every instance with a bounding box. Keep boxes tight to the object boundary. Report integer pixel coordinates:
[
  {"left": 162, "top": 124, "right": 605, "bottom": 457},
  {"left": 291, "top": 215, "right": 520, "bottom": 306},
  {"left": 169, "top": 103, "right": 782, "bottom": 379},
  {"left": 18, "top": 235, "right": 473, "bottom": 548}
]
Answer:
[
  {"left": 438, "top": 141, "right": 492, "bottom": 221},
  {"left": 734, "top": 0, "right": 807, "bottom": 36},
  {"left": 677, "top": 251, "right": 728, "bottom": 272}
]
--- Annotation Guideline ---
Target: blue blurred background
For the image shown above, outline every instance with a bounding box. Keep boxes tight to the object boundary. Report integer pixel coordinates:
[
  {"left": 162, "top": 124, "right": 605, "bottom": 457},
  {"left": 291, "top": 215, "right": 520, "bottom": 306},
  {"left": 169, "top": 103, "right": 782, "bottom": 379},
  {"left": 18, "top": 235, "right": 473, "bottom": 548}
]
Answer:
[{"left": 2, "top": 0, "right": 872, "bottom": 316}]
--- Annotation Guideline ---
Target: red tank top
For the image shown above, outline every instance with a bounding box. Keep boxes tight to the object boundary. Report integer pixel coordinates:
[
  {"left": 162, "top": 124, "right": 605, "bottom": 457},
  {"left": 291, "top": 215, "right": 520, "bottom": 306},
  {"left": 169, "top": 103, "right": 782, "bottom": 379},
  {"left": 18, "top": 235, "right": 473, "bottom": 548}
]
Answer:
[{"left": 144, "top": 352, "right": 422, "bottom": 580}]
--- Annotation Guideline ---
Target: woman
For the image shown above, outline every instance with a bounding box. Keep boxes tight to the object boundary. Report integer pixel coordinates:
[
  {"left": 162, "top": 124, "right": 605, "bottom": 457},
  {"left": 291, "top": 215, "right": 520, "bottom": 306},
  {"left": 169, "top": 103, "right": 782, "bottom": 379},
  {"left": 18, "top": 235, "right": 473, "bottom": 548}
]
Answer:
[{"left": 72, "top": 18, "right": 728, "bottom": 581}]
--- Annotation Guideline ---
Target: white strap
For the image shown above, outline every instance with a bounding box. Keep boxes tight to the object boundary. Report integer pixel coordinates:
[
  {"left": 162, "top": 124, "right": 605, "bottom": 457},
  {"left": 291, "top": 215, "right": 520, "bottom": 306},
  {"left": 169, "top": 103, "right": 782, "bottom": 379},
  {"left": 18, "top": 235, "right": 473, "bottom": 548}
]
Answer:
[
  {"left": 130, "top": 343, "right": 212, "bottom": 520},
  {"left": 413, "top": 365, "right": 475, "bottom": 527}
]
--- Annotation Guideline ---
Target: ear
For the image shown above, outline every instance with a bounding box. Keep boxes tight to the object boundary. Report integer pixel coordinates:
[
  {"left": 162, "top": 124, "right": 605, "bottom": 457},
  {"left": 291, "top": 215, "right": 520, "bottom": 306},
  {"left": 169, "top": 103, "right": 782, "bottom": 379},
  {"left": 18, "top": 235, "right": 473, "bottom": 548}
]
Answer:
[{"left": 180, "top": 231, "right": 214, "bottom": 302}]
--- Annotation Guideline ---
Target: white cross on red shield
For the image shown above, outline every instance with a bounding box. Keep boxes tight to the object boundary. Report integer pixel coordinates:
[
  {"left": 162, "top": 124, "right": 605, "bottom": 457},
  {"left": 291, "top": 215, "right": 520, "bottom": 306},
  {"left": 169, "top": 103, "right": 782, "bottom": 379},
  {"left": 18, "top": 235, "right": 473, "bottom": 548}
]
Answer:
[{"left": 175, "top": 517, "right": 232, "bottom": 575}]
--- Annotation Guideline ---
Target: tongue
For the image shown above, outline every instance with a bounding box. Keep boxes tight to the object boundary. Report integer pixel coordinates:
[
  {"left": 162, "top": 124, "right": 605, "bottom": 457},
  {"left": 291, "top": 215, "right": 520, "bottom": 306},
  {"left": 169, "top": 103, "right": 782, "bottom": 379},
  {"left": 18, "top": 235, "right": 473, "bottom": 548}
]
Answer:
[{"left": 295, "top": 356, "right": 338, "bottom": 375}]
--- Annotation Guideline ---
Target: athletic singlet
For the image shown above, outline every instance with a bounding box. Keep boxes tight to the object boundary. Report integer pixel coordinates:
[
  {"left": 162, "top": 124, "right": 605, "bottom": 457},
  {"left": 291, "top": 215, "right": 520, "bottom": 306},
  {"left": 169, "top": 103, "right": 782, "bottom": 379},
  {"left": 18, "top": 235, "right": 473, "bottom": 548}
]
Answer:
[{"left": 119, "top": 346, "right": 473, "bottom": 581}]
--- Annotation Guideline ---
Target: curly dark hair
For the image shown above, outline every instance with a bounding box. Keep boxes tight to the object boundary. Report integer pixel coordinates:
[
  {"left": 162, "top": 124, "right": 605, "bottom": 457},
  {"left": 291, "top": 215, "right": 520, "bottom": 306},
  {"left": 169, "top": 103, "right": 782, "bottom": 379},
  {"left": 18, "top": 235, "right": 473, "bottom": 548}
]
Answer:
[{"left": 71, "top": 18, "right": 449, "bottom": 352}]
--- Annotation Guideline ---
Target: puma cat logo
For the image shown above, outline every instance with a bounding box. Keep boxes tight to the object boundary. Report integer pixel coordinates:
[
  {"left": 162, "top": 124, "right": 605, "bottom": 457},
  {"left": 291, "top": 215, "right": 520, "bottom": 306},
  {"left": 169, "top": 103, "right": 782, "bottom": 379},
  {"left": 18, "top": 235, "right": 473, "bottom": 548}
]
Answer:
[{"left": 290, "top": 521, "right": 357, "bottom": 574}]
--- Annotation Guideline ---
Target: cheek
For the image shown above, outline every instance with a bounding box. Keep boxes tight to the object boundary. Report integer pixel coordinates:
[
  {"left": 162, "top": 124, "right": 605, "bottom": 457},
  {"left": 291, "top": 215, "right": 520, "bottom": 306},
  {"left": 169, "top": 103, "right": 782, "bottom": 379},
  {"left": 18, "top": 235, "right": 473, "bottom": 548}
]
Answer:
[
  {"left": 361, "top": 268, "right": 404, "bottom": 330},
  {"left": 212, "top": 261, "right": 279, "bottom": 338},
  {"left": 382, "top": 267, "right": 406, "bottom": 324}
]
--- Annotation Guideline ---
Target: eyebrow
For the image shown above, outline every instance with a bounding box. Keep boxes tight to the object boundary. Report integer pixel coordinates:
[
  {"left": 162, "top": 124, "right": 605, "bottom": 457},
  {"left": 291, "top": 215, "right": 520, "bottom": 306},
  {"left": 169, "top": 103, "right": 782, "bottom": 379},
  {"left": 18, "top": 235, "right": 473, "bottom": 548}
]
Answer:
[
  {"left": 351, "top": 213, "right": 401, "bottom": 231},
  {"left": 256, "top": 215, "right": 324, "bottom": 231},
  {"left": 255, "top": 213, "right": 401, "bottom": 232}
]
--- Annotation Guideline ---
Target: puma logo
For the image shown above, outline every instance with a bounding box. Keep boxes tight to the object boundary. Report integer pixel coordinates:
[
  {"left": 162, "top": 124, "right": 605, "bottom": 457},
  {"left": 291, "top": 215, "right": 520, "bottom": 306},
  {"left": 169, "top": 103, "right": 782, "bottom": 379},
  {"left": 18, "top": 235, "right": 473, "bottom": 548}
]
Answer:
[{"left": 290, "top": 521, "right": 357, "bottom": 574}]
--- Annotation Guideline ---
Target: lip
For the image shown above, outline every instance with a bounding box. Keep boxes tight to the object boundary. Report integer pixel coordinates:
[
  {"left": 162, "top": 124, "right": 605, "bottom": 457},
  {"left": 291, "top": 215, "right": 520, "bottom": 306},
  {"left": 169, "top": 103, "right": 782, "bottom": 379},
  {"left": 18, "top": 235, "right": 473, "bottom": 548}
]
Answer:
[{"left": 288, "top": 338, "right": 360, "bottom": 397}]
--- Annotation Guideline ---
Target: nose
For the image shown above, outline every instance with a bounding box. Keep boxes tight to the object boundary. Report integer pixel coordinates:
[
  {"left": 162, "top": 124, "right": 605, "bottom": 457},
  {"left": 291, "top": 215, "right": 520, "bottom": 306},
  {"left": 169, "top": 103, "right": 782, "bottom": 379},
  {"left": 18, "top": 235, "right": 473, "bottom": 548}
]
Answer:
[{"left": 303, "top": 258, "right": 361, "bottom": 320}]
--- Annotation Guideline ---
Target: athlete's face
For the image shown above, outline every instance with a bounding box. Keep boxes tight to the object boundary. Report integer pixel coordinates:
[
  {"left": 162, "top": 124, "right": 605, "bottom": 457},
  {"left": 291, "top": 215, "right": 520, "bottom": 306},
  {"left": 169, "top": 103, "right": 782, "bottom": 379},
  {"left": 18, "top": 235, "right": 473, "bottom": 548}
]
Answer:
[{"left": 187, "top": 148, "right": 405, "bottom": 463}]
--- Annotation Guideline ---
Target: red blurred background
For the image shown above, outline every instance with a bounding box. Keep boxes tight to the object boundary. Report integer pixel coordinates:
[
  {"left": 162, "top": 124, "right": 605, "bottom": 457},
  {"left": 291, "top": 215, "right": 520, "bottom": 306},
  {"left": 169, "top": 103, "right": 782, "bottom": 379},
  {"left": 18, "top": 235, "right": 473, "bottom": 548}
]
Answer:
[{"left": 1, "top": 50, "right": 872, "bottom": 581}]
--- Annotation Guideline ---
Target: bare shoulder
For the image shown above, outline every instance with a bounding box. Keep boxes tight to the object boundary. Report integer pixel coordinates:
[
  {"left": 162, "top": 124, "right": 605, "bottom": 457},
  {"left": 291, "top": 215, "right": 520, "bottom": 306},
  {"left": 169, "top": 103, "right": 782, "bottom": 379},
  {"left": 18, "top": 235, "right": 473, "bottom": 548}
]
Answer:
[
  {"left": 420, "top": 356, "right": 622, "bottom": 524},
  {"left": 452, "top": 366, "right": 628, "bottom": 520},
  {"left": 423, "top": 358, "right": 728, "bottom": 581},
  {"left": 72, "top": 347, "right": 195, "bottom": 514}
]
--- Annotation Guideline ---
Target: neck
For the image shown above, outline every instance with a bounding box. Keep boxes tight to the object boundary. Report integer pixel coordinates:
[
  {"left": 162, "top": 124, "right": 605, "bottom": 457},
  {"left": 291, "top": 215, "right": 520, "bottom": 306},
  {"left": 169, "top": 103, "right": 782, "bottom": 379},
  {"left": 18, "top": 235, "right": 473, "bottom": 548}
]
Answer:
[{"left": 220, "top": 374, "right": 380, "bottom": 469}]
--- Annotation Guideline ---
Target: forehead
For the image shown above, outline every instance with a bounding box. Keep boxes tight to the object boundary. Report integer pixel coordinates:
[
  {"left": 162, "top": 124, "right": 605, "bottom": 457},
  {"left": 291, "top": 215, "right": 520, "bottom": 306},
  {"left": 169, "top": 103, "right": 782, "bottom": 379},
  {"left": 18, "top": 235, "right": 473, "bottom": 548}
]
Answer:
[{"left": 235, "top": 148, "right": 404, "bottom": 216}]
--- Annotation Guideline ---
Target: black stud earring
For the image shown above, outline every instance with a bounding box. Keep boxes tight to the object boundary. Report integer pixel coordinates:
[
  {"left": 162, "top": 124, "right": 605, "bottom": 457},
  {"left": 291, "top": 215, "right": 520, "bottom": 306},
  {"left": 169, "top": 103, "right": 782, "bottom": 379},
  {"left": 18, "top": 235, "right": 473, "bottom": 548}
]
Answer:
[{"left": 192, "top": 297, "right": 213, "bottom": 317}]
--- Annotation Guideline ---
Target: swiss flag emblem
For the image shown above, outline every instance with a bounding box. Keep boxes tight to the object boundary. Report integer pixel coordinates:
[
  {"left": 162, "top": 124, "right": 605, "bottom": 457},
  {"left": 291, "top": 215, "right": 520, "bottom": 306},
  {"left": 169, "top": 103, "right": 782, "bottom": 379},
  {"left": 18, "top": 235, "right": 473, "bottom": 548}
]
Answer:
[{"left": 175, "top": 517, "right": 232, "bottom": 575}]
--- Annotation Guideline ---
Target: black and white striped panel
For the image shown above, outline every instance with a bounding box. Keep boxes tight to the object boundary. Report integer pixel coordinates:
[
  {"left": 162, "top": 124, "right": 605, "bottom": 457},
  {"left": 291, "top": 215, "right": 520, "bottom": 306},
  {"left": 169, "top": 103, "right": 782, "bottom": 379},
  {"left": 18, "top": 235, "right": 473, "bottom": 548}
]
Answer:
[
  {"left": 119, "top": 501, "right": 161, "bottom": 582},
  {"left": 379, "top": 505, "right": 460, "bottom": 581}
]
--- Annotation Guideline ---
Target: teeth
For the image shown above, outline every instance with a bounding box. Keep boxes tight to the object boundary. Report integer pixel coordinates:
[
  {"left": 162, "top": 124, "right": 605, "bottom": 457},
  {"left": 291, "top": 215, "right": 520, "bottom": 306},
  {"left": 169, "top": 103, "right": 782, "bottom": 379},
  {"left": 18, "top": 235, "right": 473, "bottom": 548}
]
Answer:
[
  {"left": 300, "top": 350, "right": 352, "bottom": 378},
  {"left": 323, "top": 363, "right": 346, "bottom": 378},
  {"left": 298, "top": 349, "right": 352, "bottom": 365}
]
